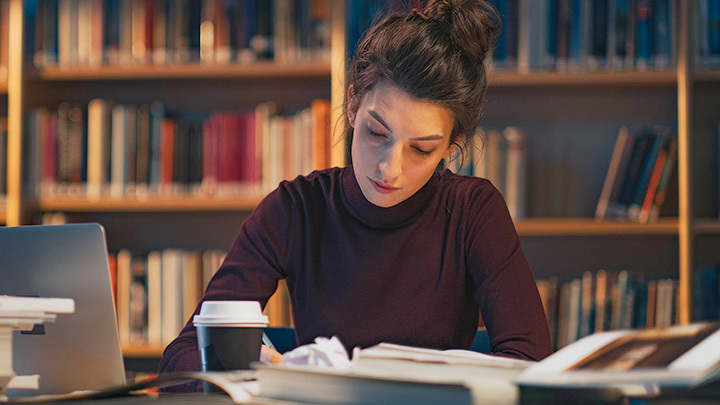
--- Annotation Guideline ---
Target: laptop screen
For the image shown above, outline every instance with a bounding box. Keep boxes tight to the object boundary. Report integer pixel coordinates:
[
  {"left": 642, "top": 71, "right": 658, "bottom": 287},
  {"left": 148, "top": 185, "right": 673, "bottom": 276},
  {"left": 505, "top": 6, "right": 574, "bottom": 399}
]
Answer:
[{"left": 0, "top": 223, "right": 126, "bottom": 397}]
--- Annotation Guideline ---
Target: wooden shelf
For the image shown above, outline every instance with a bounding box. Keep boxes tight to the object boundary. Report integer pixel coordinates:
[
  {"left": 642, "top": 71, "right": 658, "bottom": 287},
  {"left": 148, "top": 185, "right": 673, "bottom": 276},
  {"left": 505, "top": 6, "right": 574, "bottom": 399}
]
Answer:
[
  {"left": 0, "top": 196, "right": 5, "bottom": 224},
  {"left": 515, "top": 218, "right": 679, "bottom": 236},
  {"left": 29, "top": 62, "right": 331, "bottom": 81},
  {"left": 692, "top": 69, "right": 720, "bottom": 82},
  {"left": 693, "top": 219, "right": 720, "bottom": 235},
  {"left": 37, "top": 195, "right": 264, "bottom": 212},
  {"left": 122, "top": 344, "right": 165, "bottom": 358},
  {"left": 489, "top": 70, "right": 677, "bottom": 87}
]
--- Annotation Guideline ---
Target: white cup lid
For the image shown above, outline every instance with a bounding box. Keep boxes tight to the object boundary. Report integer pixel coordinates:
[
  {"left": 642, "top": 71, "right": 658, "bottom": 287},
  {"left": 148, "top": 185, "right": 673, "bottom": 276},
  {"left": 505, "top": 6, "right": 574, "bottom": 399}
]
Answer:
[{"left": 193, "top": 300, "right": 269, "bottom": 327}]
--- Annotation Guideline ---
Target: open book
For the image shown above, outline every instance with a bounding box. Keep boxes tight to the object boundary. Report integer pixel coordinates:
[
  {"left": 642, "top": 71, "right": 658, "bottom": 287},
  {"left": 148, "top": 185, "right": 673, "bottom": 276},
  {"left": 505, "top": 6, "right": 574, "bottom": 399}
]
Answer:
[
  {"left": 516, "top": 322, "right": 720, "bottom": 394},
  {"left": 256, "top": 343, "right": 534, "bottom": 405}
]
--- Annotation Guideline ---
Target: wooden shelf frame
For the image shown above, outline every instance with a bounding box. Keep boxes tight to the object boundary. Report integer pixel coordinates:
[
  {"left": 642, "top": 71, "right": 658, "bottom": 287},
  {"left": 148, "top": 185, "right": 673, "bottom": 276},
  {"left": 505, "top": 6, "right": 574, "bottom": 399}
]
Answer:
[
  {"left": 29, "top": 62, "right": 331, "bottom": 81},
  {"left": 488, "top": 70, "right": 678, "bottom": 87},
  {"left": 122, "top": 345, "right": 166, "bottom": 358},
  {"left": 37, "top": 196, "right": 264, "bottom": 212},
  {"left": 515, "top": 218, "right": 679, "bottom": 236},
  {"left": 693, "top": 220, "right": 720, "bottom": 235}
]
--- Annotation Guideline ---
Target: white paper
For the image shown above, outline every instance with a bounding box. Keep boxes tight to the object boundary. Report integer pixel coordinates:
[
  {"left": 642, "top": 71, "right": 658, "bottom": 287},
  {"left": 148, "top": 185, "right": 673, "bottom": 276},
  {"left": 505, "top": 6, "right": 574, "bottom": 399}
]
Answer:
[{"left": 282, "top": 336, "right": 352, "bottom": 369}]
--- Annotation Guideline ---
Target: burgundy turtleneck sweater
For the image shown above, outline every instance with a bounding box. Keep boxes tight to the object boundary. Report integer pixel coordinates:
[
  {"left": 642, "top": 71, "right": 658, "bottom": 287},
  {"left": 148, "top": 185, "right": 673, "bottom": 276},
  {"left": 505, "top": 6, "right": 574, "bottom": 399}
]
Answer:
[{"left": 159, "top": 166, "right": 552, "bottom": 384}]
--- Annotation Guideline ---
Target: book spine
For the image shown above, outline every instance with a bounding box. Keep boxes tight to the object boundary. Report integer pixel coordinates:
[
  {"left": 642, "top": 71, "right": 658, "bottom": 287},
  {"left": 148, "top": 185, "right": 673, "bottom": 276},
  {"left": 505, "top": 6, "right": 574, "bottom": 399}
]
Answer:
[
  {"left": 87, "top": 98, "right": 111, "bottom": 199},
  {"left": 627, "top": 131, "right": 668, "bottom": 221},
  {"left": 648, "top": 137, "right": 677, "bottom": 222},
  {"left": 504, "top": 127, "right": 528, "bottom": 220}
]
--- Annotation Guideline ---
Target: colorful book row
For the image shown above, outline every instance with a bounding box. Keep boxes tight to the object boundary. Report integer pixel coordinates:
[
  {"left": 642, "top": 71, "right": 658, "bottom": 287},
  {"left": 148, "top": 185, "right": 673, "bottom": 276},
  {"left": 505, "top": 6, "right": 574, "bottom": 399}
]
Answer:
[
  {"left": 28, "top": 0, "right": 332, "bottom": 68},
  {"left": 447, "top": 127, "right": 528, "bottom": 220},
  {"left": 110, "top": 248, "right": 225, "bottom": 346},
  {"left": 595, "top": 126, "right": 677, "bottom": 223},
  {"left": 489, "top": 0, "right": 676, "bottom": 73},
  {"left": 110, "top": 248, "right": 293, "bottom": 347},
  {"left": 697, "top": 0, "right": 720, "bottom": 68},
  {"left": 24, "top": 99, "right": 333, "bottom": 199},
  {"left": 537, "top": 270, "right": 678, "bottom": 351}
]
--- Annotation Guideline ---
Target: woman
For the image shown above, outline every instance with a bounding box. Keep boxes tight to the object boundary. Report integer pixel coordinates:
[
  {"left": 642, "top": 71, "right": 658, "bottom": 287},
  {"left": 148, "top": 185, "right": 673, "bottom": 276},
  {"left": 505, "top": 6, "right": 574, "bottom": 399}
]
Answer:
[{"left": 160, "top": 0, "right": 552, "bottom": 382}]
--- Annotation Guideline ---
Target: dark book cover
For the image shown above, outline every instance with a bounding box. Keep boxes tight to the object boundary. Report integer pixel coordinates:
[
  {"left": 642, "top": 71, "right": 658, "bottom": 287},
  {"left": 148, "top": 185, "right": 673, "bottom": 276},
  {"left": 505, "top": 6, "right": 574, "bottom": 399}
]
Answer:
[
  {"left": 135, "top": 104, "right": 151, "bottom": 184},
  {"left": 104, "top": 0, "right": 121, "bottom": 65},
  {"left": 628, "top": 130, "right": 670, "bottom": 221},
  {"left": 616, "top": 129, "right": 654, "bottom": 215},
  {"left": 173, "top": 120, "right": 189, "bottom": 184}
]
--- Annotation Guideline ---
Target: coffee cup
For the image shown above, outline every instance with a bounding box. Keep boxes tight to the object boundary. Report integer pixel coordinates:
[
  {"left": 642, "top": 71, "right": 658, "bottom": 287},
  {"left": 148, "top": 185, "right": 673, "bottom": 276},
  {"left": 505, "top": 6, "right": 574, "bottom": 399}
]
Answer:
[{"left": 193, "top": 301, "right": 269, "bottom": 379}]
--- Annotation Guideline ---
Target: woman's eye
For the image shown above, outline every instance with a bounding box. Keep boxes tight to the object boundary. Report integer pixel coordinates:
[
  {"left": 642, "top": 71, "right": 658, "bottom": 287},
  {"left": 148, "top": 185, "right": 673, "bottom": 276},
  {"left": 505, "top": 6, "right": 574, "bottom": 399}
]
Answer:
[
  {"left": 413, "top": 146, "right": 432, "bottom": 156},
  {"left": 368, "top": 129, "right": 387, "bottom": 139}
]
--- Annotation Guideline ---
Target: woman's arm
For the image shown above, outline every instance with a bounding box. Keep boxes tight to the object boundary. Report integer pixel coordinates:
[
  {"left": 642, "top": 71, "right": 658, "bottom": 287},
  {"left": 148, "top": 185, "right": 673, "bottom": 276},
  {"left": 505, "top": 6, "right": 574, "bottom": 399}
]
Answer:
[
  {"left": 465, "top": 182, "right": 553, "bottom": 361},
  {"left": 158, "top": 185, "right": 299, "bottom": 391}
]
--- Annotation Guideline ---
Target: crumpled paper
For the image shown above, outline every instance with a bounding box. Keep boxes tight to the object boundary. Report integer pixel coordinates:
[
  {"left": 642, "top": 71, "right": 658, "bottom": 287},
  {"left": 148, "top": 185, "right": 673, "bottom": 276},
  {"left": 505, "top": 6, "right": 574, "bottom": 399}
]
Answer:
[{"left": 281, "top": 336, "right": 352, "bottom": 368}]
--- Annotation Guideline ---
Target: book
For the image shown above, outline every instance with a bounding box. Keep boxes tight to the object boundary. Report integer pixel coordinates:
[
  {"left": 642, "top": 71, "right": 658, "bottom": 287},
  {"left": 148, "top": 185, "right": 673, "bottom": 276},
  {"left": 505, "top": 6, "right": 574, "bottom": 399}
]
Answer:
[
  {"left": 504, "top": 127, "right": 528, "bottom": 220},
  {"left": 87, "top": 98, "right": 111, "bottom": 199},
  {"left": 596, "top": 127, "right": 634, "bottom": 219},
  {"left": 516, "top": 323, "right": 720, "bottom": 394},
  {"left": 257, "top": 342, "right": 532, "bottom": 405},
  {"left": 627, "top": 130, "right": 671, "bottom": 222}
]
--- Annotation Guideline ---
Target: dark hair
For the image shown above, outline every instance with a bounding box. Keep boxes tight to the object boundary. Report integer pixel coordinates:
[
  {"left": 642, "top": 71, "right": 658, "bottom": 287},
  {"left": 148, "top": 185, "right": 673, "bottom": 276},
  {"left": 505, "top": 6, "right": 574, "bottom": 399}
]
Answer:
[{"left": 344, "top": 0, "right": 499, "bottom": 159}]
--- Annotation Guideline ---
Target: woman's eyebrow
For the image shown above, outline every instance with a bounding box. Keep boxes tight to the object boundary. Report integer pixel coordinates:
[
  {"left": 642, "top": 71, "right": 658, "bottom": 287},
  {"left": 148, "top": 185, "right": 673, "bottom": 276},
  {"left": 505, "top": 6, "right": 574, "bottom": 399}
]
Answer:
[
  {"left": 368, "top": 110, "right": 392, "bottom": 132},
  {"left": 410, "top": 134, "right": 444, "bottom": 141},
  {"left": 368, "top": 110, "right": 444, "bottom": 141}
]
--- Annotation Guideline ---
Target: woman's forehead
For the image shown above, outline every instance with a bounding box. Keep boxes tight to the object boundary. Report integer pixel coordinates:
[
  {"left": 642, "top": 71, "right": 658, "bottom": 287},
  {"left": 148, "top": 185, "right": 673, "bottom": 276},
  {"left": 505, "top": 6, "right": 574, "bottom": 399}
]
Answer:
[{"left": 360, "top": 83, "right": 454, "bottom": 138}]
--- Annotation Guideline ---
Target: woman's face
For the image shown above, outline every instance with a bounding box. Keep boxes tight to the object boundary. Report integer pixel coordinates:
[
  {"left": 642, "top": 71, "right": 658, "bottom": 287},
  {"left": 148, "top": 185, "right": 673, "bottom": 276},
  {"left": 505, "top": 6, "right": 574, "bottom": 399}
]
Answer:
[{"left": 348, "top": 82, "right": 456, "bottom": 208}]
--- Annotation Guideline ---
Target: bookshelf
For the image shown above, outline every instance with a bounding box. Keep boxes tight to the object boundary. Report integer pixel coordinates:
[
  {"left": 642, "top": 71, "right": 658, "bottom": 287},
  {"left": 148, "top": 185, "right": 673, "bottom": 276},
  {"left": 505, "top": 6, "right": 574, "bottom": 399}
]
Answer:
[
  {"left": 29, "top": 62, "right": 331, "bottom": 81},
  {"left": 514, "top": 218, "right": 679, "bottom": 236},
  {"left": 37, "top": 196, "right": 264, "bottom": 212},
  {"left": 488, "top": 71, "right": 678, "bottom": 87},
  {"left": 121, "top": 344, "right": 165, "bottom": 359},
  {"left": 3, "top": 0, "right": 720, "bottom": 358}
]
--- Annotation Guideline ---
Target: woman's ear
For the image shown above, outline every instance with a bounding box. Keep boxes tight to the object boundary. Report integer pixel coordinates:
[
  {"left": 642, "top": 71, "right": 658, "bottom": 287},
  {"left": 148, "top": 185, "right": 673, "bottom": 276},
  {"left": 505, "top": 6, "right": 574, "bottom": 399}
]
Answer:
[
  {"left": 347, "top": 85, "right": 358, "bottom": 129},
  {"left": 442, "top": 142, "right": 458, "bottom": 159}
]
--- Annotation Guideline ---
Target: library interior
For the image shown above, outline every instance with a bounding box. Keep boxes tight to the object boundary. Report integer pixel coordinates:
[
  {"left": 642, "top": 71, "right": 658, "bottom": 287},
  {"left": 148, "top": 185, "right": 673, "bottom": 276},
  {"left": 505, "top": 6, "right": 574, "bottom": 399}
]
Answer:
[{"left": 2, "top": 0, "right": 720, "bottom": 403}]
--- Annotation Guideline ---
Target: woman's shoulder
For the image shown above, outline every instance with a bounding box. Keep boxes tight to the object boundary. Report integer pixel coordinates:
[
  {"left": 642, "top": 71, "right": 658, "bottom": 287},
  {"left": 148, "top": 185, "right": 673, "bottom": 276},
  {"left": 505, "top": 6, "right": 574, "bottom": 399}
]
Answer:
[
  {"left": 437, "top": 170, "right": 501, "bottom": 201},
  {"left": 279, "top": 167, "right": 346, "bottom": 194},
  {"left": 252, "top": 167, "right": 347, "bottom": 217},
  {"left": 262, "top": 167, "right": 347, "bottom": 206}
]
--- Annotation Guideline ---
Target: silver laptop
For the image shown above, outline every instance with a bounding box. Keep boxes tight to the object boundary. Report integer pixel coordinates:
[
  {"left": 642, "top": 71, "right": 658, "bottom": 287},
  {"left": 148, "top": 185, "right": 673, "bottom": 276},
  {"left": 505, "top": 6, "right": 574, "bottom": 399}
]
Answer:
[{"left": 0, "top": 223, "right": 126, "bottom": 397}]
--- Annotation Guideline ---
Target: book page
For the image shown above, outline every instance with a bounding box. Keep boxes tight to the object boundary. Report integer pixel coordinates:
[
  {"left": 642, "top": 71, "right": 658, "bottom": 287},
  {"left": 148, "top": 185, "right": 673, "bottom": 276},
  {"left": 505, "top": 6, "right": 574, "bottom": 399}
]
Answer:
[{"left": 356, "top": 342, "right": 532, "bottom": 369}]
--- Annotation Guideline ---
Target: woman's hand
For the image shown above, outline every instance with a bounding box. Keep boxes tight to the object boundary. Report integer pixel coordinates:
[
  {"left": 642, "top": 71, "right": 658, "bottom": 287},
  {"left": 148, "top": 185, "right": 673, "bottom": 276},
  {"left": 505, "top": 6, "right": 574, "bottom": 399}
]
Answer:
[{"left": 260, "top": 344, "right": 284, "bottom": 364}]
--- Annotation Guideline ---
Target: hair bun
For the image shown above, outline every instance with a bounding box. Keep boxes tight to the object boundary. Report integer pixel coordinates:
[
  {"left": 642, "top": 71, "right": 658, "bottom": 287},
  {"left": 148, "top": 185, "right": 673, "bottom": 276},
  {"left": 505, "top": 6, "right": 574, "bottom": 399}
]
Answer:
[{"left": 422, "top": 0, "right": 498, "bottom": 62}]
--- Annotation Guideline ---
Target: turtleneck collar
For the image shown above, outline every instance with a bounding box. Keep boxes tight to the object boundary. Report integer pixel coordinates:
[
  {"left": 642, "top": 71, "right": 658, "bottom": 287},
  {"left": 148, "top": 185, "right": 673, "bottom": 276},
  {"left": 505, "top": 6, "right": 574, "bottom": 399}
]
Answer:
[{"left": 340, "top": 166, "right": 440, "bottom": 229}]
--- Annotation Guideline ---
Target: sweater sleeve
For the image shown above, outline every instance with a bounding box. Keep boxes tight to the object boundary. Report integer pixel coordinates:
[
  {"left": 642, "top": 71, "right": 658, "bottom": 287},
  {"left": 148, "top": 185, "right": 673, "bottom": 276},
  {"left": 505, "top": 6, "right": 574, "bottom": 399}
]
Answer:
[
  {"left": 158, "top": 185, "right": 298, "bottom": 391},
  {"left": 464, "top": 182, "right": 552, "bottom": 361}
]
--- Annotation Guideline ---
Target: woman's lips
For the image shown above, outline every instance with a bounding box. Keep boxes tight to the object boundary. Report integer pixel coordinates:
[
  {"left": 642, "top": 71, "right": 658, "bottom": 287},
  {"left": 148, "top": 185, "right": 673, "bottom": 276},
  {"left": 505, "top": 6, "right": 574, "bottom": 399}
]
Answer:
[{"left": 369, "top": 178, "right": 399, "bottom": 194}]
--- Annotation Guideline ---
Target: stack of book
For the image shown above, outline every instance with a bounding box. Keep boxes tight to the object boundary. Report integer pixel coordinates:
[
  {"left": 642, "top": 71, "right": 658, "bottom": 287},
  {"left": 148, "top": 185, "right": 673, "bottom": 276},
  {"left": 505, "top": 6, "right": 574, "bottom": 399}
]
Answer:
[
  {"left": 29, "top": 0, "right": 332, "bottom": 68},
  {"left": 24, "top": 99, "right": 333, "bottom": 200},
  {"left": 595, "top": 126, "right": 677, "bottom": 223},
  {"left": 0, "top": 296, "right": 75, "bottom": 394},
  {"left": 536, "top": 270, "right": 678, "bottom": 350},
  {"left": 446, "top": 127, "right": 529, "bottom": 220}
]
